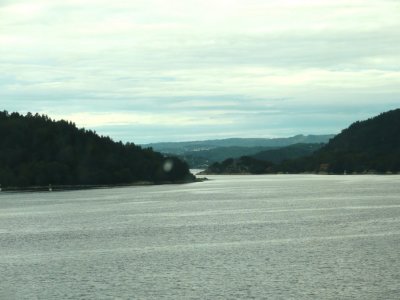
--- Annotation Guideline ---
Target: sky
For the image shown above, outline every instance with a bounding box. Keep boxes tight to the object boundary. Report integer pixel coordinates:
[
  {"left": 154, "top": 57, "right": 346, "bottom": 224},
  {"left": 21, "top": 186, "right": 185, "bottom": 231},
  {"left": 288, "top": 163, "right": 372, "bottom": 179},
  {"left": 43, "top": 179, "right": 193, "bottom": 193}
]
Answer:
[{"left": 1, "top": 0, "right": 400, "bottom": 143}]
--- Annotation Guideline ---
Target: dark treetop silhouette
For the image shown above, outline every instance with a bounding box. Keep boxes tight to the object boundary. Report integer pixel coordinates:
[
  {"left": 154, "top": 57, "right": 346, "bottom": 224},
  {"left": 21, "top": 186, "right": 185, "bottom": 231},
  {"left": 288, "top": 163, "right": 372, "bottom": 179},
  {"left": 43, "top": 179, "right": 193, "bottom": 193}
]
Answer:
[{"left": 0, "top": 111, "right": 194, "bottom": 188}]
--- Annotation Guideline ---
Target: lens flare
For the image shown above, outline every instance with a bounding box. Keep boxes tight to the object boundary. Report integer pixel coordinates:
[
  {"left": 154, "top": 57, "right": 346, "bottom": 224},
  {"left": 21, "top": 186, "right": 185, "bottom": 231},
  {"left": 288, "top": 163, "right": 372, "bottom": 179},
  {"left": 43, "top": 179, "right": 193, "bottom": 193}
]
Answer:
[{"left": 163, "top": 160, "right": 174, "bottom": 172}]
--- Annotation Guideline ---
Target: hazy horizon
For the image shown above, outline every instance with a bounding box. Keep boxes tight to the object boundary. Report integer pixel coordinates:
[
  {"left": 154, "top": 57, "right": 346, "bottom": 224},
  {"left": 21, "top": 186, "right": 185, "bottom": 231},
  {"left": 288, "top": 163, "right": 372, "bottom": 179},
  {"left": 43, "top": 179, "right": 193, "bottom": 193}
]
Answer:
[
  {"left": 2, "top": 0, "right": 400, "bottom": 143},
  {"left": 141, "top": 133, "right": 335, "bottom": 145}
]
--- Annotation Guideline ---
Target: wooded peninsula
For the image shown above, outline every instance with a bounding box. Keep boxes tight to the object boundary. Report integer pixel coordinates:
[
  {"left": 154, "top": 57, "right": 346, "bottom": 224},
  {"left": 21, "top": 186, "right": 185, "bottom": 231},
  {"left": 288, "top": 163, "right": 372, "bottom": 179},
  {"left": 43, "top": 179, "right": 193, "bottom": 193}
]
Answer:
[{"left": 0, "top": 111, "right": 194, "bottom": 189}]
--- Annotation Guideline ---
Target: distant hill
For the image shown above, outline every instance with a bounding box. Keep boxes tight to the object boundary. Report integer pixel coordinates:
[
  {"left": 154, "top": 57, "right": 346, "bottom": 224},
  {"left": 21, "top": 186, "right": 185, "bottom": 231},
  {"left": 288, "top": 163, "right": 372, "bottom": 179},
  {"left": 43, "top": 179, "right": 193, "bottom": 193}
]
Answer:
[
  {"left": 204, "top": 156, "right": 275, "bottom": 175},
  {"left": 0, "top": 111, "right": 194, "bottom": 188},
  {"left": 252, "top": 143, "right": 324, "bottom": 164},
  {"left": 145, "top": 134, "right": 334, "bottom": 168},
  {"left": 177, "top": 146, "right": 276, "bottom": 168},
  {"left": 203, "top": 109, "right": 400, "bottom": 174},
  {"left": 203, "top": 143, "right": 323, "bottom": 174},
  {"left": 144, "top": 135, "right": 334, "bottom": 153}
]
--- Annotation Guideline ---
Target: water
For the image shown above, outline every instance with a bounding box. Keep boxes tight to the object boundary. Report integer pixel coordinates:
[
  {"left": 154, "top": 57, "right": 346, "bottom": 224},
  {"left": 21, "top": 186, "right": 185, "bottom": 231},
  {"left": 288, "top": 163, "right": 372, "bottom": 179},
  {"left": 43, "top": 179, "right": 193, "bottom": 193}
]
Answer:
[{"left": 1, "top": 175, "right": 399, "bottom": 299}]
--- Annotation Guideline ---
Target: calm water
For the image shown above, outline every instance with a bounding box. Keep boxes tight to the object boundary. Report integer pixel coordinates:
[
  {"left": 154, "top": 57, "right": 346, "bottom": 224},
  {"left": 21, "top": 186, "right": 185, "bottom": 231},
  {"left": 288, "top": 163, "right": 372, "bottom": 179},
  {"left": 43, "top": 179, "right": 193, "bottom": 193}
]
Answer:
[{"left": 1, "top": 175, "right": 400, "bottom": 299}]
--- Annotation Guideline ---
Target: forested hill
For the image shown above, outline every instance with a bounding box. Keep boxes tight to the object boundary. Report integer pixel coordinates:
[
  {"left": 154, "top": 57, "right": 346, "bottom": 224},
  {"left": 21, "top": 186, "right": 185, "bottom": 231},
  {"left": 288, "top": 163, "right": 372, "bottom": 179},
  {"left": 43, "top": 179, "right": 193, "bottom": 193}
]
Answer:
[
  {"left": 0, "top": 111, "right": 194, "bottom": 188},
  {"left": 301, "top": 108, "right": 400, "bottom": 173},
  {"left": 203, "top": 108, "right": 400, "bottom": 175},
  {"left": 252, "top": 143, "right": 324, "bottom": 164}
]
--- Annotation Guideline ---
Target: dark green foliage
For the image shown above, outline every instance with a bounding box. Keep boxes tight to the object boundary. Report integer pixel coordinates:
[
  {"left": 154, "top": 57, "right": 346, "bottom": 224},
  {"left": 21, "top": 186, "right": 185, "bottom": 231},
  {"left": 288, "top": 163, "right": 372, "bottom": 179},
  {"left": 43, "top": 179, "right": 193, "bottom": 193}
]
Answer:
[
  {"left": 154, "top": 157, "right": 193, "bottom": 182},
  {"left": 252, "top": 143, "right": 324, "bottom": 163},
  {"left": 179, "top": 146, "right": 276, "bottom": 168},
  {"left": 0, "top": 111, "right": 194, "bottom": 187},
  {"left": 204, "top": 108, "right": 400, "bottom": 175},
  {"left": 146, "top": 135, "right": 334, "bottom": 168},
  {"left": 206, "top": 156, "right": 274, "bottom": 174},
  {"left": 297, "top": 108, "right": 400, "bottom": 174}
]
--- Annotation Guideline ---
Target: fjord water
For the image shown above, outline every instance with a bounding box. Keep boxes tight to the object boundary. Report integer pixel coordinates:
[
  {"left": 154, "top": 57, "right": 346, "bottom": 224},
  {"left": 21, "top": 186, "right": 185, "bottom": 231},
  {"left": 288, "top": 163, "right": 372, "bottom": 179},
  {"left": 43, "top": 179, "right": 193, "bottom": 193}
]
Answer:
[{"left": 1, "top": 175, "right": 399, "bottom": 299}]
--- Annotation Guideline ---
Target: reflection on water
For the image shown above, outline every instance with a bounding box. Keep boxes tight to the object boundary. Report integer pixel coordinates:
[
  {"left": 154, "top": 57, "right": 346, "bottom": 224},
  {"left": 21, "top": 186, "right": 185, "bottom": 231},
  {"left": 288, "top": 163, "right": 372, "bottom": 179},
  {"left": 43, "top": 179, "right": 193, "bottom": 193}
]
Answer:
[{"left": 1, "top": 175, "right": 400, "bottom": 299}]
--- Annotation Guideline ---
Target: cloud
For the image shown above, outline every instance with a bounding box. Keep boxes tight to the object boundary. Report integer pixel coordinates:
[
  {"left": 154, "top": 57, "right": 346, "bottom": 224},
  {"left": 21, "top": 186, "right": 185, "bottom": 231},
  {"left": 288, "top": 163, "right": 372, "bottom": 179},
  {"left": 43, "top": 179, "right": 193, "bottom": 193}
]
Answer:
[
  {"left": 1, "top": 0, "right": 399, "bottom": 142},
  {"left": 50, "top": 111, "right": 235, "bottom": 127}
]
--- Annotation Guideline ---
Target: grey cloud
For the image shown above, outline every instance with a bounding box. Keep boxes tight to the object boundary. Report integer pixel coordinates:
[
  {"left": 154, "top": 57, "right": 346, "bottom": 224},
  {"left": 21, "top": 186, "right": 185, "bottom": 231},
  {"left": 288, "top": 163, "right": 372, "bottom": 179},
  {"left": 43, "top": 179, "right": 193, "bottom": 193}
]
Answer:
[{"left": 1, "top": 0, "right": 399, "bottom": 142}]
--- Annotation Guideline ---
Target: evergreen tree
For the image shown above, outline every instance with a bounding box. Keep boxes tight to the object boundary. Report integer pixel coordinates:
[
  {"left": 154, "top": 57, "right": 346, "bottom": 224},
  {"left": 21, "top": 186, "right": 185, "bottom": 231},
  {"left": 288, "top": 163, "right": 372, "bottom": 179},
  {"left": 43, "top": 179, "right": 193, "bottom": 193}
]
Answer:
[{"left": 0, "top": 111, "right": 194, "bottom": 187}]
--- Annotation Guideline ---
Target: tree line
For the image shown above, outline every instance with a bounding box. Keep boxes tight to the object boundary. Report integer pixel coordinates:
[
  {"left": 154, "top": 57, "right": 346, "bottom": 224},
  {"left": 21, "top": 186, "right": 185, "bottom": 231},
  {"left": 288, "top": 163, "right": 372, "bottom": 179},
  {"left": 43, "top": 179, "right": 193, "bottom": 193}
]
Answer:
[
  {"left": 204, "top": 108, "right": 400, "bottom": 175},
  {"left": 0, "top": 111, "right": 194, "bottom": 187}
]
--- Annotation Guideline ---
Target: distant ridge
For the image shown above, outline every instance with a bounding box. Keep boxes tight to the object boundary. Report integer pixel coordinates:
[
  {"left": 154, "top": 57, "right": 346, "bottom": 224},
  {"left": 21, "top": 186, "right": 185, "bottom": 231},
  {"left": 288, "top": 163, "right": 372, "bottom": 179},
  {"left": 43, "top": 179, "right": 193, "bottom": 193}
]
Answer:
[
  {"left": 252, "top": 143, "right": 324, "bottom": 164},
  {"left": 202, "top": 109, "right": 400, "bottom": 174},
  {"left": 144, "top": 135, "right": 334, "bottom": 168},
  {"left": 144, "top": 134, "right": 335, "bottom": 154}
]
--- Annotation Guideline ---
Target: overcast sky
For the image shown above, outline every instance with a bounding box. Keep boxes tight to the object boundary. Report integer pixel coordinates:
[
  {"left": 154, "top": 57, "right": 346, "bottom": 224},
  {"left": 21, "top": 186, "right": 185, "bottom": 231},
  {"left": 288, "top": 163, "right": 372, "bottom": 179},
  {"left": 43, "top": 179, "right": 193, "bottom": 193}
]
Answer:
[{"left": 1, "top": 0, "right": 399, "bottom": 143}]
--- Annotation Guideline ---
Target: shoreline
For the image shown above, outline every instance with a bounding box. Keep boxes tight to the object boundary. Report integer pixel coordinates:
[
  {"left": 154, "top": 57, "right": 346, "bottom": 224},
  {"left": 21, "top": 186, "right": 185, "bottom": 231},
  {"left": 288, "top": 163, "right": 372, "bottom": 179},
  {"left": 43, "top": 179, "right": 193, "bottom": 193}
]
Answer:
[
  {"left": 0, "top": 178, "right": 207, "bottom": 193},
  {"left": 198, "top": 171, "right": 400, "bottom": 176}
]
